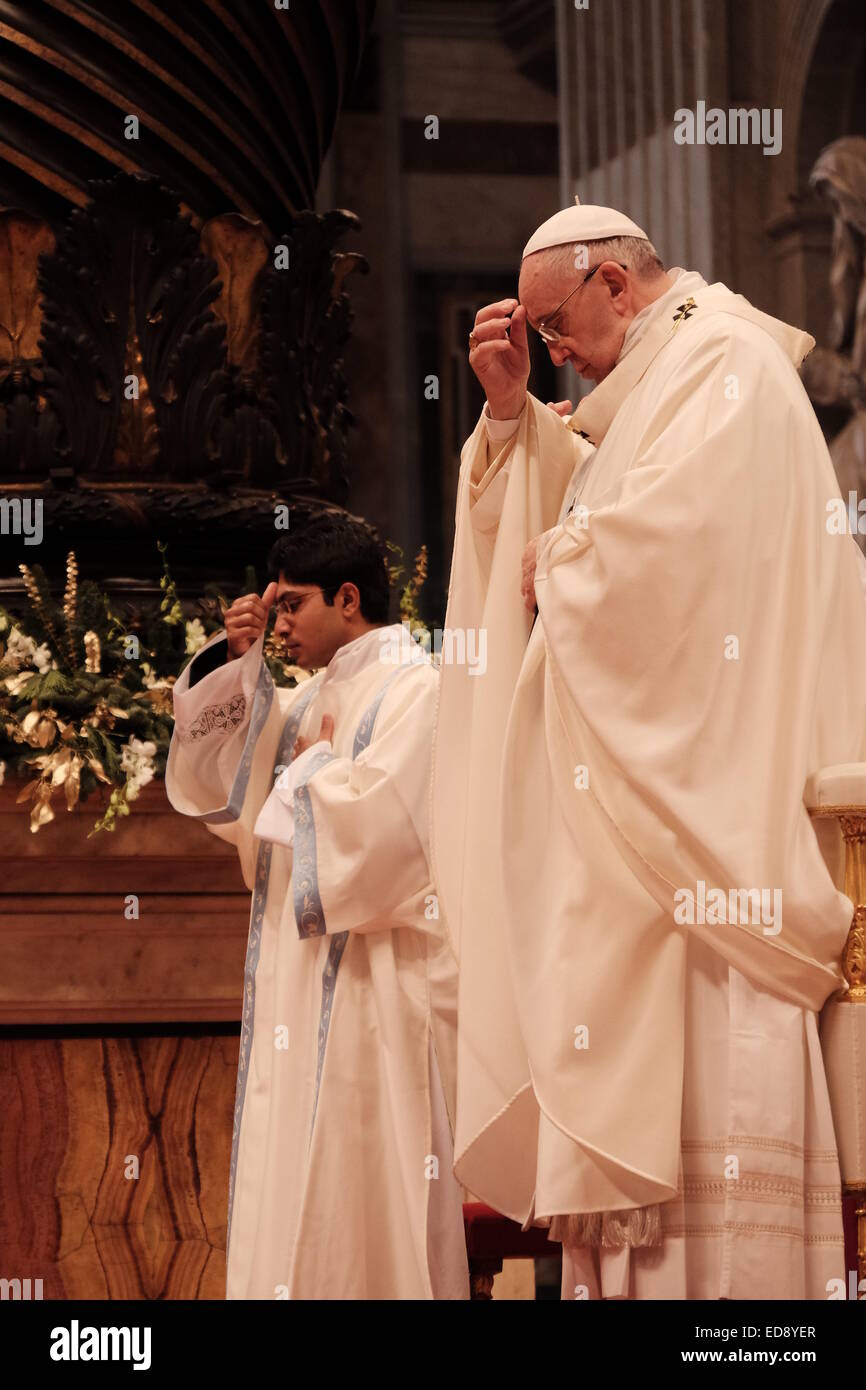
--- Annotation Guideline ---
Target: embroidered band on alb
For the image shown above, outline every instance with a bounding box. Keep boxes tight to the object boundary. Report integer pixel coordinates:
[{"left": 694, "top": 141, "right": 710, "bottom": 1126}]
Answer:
[{"left": 192, "top": 659, "right": 276, "bottom": 826}]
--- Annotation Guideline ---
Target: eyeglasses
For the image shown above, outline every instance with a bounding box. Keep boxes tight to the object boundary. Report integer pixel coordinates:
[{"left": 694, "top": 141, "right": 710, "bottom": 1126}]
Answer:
[
  {"left": 529, "top": 262, "right": 628, "bottom": 343},
  {"left": 276, "top": 585, "right": 338, "bottom": 617}
]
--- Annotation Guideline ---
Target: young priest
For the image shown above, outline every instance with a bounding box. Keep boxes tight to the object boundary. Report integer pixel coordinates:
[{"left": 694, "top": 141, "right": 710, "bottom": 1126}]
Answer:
[{"left": 166, "top": 511, "right": 468, "bottom": 1300}]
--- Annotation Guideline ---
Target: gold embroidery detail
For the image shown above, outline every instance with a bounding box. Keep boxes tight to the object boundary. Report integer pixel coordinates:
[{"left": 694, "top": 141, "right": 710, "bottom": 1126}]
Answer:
[
  {"left": 675, "top": 1176, "right": 841, "bottom": 1208},
  {"left": 680, "top": 1136, "right": 838, "bottom": 1161},
  {"left": 671, "top": 296, "right": 697, "bottom": 330},
  {"left": 660, "top": 1222, "right": 843, "bottom": 1244}
]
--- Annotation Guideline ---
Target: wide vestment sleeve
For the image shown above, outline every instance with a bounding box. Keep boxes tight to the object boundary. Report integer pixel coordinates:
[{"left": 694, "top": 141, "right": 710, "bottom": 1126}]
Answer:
[
  {"left": 430, "top": 398, "right": 590, "bottom": 958},
  {"left": 291, "top": 662, "right": 442, "bottom": 938},
  {"left": 165, "top": 631, "right": 302, "bottom": 891},
  {"left": 533, "top": 317, "right": 866, "bottom": 1007}
]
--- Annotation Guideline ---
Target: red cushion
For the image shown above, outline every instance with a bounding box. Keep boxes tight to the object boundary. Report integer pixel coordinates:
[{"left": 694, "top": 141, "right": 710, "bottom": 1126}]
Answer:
[{"left": 462, "top": 1202, "right": 554, "bottom": 1259}]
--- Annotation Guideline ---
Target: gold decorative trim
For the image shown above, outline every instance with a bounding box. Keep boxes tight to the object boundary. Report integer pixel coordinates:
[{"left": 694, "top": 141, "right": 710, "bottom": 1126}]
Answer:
[
  {"left": 680, "top": 1136, "right": 838, "bottom": 1160},
  {"left": 129, "top": 0, "right": 305, "bottom": 194},
  {"left": 0, "top": 139, "right": 87, "bottom": 206},
  {"left": 661, "top": 1222, "right": 843, "bottom": 1244},
  {"left": 202, "top": 0, "right": 321, "bottom": 162},
  {"left": 43, "top": 0, "right": 294, "bottom": 224},
  {"left": 680, "top": 1176, "right": 840, "bottom": 1200},
  {"left": 0, "top": 78, "right": 142, "bottom": 175},
  {"left": 0, "top": 20, "right": 260, "bottom": 223},
  {"left": 838, "top": 815, "right": 866, "bottom": 1001}
]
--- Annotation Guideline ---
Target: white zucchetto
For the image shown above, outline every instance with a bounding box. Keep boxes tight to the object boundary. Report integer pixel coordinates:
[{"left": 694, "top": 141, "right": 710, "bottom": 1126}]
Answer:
[{"left": 522, "top": 196, "right": 649, "bottom": 258}]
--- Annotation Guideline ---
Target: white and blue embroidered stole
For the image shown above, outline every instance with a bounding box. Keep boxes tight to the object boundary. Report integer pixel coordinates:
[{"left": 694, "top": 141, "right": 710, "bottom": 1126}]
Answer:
[{"left": 226, "top": 665, "right": 407, "bottom": 1256}]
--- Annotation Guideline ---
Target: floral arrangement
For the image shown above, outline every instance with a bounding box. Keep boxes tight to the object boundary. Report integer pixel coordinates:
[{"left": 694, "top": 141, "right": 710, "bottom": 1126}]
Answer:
[
  {"left": 387, "top": 542, "right": 433, "bottom": 649},
  {"left": 0, "top": 545, "right": 311, "bottom": 834},
  {"left": 0, "top": 542, "right": 432, "bottom": 834}
]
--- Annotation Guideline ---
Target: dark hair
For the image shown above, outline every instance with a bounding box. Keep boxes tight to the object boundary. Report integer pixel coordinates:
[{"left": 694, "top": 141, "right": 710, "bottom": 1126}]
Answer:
[{"left": 267, "top": 510, "right": 391, "bottom": 624}]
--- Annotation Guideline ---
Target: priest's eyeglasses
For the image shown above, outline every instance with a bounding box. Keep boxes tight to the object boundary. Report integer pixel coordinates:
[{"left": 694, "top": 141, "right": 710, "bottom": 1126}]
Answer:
[
  {"left": 530, "top": 262, "right": 627, "bottom": 343},
  {"left": 278, "top": 585, "right": 339, "bottom": 617}
]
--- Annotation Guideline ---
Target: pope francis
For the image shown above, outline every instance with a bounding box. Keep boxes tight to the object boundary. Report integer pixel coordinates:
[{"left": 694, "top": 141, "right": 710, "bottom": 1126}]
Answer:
[{"left": 431, "top": 199, "right": 866, "bottom": 1299}]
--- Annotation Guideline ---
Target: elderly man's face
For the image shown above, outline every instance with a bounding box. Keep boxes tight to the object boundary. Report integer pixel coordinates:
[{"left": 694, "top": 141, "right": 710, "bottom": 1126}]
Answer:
[{"left": 518, "top": 256, "right": 638, "bottom": 383}]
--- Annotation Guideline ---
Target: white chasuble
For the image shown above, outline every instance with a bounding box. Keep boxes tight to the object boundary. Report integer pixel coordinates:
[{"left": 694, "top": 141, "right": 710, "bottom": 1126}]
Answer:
[
  {"left": 167, "top": 623, "right": 468, "bottom": 1299},
  {"left": 431, "top": 268, "right": 866, "bottom": 1298}
]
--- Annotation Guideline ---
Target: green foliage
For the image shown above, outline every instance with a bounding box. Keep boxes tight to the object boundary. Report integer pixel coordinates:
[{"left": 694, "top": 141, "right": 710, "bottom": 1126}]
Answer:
[
  {"left": 0, "top": 536, "right": 432, "bottom": 835},
  {"left": 14, "top": 669, "right": 76, "bottom": 701}
]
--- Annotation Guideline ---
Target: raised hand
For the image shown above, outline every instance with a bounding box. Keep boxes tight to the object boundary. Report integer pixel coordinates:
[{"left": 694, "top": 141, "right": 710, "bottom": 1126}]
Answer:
[
  {"left": 225, "top": 582, "right": 278, "bottom": 659},
  {"left": 468, "top": 298, "right": 531, "bottom": 420},
  {"left": 293, "top": 713, "right": 335, "bottom": 759}
]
